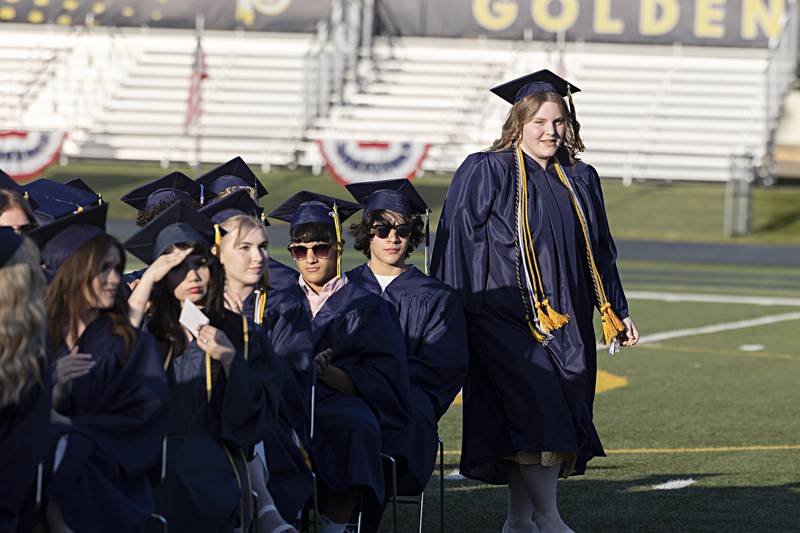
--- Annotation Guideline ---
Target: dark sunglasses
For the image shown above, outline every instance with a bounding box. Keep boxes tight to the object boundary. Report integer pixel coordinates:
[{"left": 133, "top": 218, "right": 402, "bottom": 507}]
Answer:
[
  {"left": 371, "top": 223, "right": 412, "bottom": 239},
  {"left": 288, "top": 243, "right": 334, "bottom": 261}
]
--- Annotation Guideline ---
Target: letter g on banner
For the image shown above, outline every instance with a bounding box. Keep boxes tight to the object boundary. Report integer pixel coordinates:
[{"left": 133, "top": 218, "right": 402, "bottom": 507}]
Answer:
[{"left": 473, "top": 0, "right": 519, "bottom": 31}]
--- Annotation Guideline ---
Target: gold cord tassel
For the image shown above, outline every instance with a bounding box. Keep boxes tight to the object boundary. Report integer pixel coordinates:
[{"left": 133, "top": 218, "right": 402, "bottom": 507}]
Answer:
[
  {"left": 600, "top": 303, "right": 626, "bottom": 346},
  {"left": 542, "top": 298, "right": 570, "bottom": 329},
  {"left": 527, "top": 319, "right": 548, "bottom": 343},
  {"left": 332, "top": 202, "right": 342, "bottom": 278},
  {"left": 213, "top": 224, "right": 222, "bottom": 246}
]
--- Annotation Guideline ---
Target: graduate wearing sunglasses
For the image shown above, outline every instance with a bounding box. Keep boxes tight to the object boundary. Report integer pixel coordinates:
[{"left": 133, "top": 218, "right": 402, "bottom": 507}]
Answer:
[
  {"left": 346, "top": 179, "right": 468, "bottom": 531},
  {"left": 269, "top": 192, "right": 410, "bottom": 533}
]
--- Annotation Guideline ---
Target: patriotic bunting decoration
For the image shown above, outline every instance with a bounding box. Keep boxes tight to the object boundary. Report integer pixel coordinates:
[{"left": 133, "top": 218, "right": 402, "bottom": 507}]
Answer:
[
  {"left": 317, "top": 140, "right": 430, "bottom": 185},
  {"left": 0, "top": 131, "right": 66, "bottom": 180}
]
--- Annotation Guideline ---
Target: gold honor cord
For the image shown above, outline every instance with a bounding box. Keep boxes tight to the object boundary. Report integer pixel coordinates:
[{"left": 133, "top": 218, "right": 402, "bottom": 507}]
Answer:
[
  {"left": 331, "top": 202, "right": 343, "bottom": 278},
  {"left": 515, "top": 145, "right": 571, "bottom": 343},
  {"left": 552, "top": 161, "right": 626, "bottom": 348},
  {"left": 214, "top": 224, "right": 222, "bottom": 247},
  {"left": 254, "top": 290, "right": 267, "bottom": 327}
]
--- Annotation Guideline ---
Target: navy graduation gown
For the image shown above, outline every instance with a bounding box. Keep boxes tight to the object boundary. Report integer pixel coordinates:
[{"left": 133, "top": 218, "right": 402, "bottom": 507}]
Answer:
[
  {"left": 347, "top": 264, "right": 468, "bottom": 493},
  {"left": 242, "top": 287, "right": 315, "bottom": 521},
  {"left": 268, "top": 258, "right": 299, "bottom": 292},
  {"left": 287, "top": 280, "right": 410, "bottom": 506},
  {"left": 0, "top": 380, "right": 50, "bottom": 533},
  {"left": 47, "top": 315, "right": 169, "bottom": 533},
  {"left": 153, "top": 310, "right": 282, "bottom": 533},
  {"left": 431, "top": 150, "right": 628, "bottom": 483}
]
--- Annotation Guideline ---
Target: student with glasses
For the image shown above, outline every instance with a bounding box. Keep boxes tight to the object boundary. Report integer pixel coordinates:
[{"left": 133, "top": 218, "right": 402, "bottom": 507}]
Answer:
[
  {"left": 345, "top": 179, "right": 469, "bottom": 532},
  {"left": 269, "top": 191, "right": 411, "bottom": 533}
]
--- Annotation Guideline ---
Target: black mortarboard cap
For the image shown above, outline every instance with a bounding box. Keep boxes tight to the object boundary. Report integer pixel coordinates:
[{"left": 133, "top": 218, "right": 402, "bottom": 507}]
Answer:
[
  {"left": 121, "top": 171, "right": 200, "bottom": 212},
  {"left": 345, "top": 178, "right": 428, "bottom": 217},
  {"left": 490, "top": 69, "right": 580, "bottom": 104},
  {"left": 25, "top": 178, "right": 102, "bottom": 224},
  {"left": 195, "top": 157, "right": 267, "bottom": 203},
  {"left": 198, "top": 188, "right": 267, "bottom": 225},
  {"left": 27, "top": 202, "right": 108, "bottom": 277},
  {"left": 0, "top": 227, "right": 23, "bottom": 268},
  {"left": 124, "top": 200, "right": 215, "bottom": 264},
  {"left": 268, "top": 191, "right": 361, "bottom": 227},
  {"left": 65, "top": 178, "right": 97, "bottom": 196}
]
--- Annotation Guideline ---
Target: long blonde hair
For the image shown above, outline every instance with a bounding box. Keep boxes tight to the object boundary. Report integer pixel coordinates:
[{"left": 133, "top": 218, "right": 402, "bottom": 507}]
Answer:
[
  {"left": 219, "top": 214, "right": 271, "bottom": 290},
  {"left": 488, "top": 91, "right": 585, "bottom": 161},
  {"left": 0, "top": 238, "right": 47, "bottom": 408}
]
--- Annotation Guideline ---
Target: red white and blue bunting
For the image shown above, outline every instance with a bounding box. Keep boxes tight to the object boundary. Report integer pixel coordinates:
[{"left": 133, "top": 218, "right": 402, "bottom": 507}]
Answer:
[
  {"left": 0, "top": 131, "right": 66, "bottom": 180},
  {"left": 317, "top": 140, "right": 430, "bottom": 185}
]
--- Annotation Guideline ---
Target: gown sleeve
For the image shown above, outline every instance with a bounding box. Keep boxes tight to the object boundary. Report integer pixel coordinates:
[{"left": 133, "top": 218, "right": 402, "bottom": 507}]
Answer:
[
  {"left": 412, "top": 289, "right": 469, "bottom": 419},
  {"left": 338, "top": 300, "right": 410, "bottom": 432},
  {"left": 582, "top": 164, "right": 629, "bottom": 320},
  {"left": 430, "top": 152, "right": 501, "bottom": 315},
  {"left": 266, "top": 292, "right": 313, "bottom": 372},
  {"left": 213, "top": 319, "right": 283, "bottom": 450}
]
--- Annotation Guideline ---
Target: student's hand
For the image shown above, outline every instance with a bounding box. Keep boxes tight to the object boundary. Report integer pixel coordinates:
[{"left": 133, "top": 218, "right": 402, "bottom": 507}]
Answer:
[
  {"left": 53, "top": 347, "right": 94, "bottom": 406},
  {"left": 197, "top": 325, "right": 235, "bottom": 374},
  {"left": 142, "top": 248, "right": 193, "bottom": 284},
  {"left": 224, "top": 287, "right": 244, "bottom": 314},
  {"left": 619, "top": 316, "right": 640, "bottom": 347},
  {"left": 313, "top": 348, "right": 333, "bottom": 377}
]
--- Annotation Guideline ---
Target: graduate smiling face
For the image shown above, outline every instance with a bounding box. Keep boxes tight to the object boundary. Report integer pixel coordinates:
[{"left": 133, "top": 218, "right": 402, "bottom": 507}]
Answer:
[
  {"left": 218, "top": 216, "right": 269, "bottom": 289},
  {"left": 85, "top": 245, "right": 123, "bottom": 310},
  {"left": 520, "top": 100, "right": 566, "bottom": 168}
]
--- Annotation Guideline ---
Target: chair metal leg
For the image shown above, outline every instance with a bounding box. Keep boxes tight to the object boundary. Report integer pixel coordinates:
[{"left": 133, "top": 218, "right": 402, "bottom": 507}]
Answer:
[
  {"left": 356, "top": 510, "right": 362, "bottom": 533},
  {"left": 417, "top": 492, "right": 425, "bottom": 533},
  {"left": 311, "top": 471, "right": 319, "bottom": 533},
  {"left": 35, "top": 461, "right": 44, "bottom": 508},
  {"left": 438, "top": 438, "right": 444, "bottom": 533},
  {"left": 251, "top": 490, "right": 259, "bottom": 533},
  {"left": 380, "top": 454, "right": 398, "bottom": 533}
]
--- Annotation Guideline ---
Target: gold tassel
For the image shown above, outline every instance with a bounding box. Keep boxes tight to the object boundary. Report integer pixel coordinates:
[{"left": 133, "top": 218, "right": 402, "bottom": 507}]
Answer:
[
  {"left": 213, "top": 224, "right": 222, "bottom": 246},
  {"left": 600, "top": 303, "right": 626, "bottom": 346},
  {"left": 527, "top": 318, "right": 548, "bottom": 343},
  {"left": 332, "top": 202, "right": 342, "bottom": 278},
  {"left": 542, "top": 298, "right": 570, "bottom": 329},
  {"left": 535, "top": 302, "right": 555, "bottom": 333}
]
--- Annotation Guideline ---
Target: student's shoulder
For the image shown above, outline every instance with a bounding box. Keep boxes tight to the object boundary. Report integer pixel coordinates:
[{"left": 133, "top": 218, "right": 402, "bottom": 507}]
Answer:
[{"left": 459, "top": 150, "right": 515, "bottom": 174}]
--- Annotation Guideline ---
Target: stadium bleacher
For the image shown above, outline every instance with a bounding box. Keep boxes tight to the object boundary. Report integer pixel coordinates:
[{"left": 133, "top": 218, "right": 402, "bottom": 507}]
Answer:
[{"left": 0, "top": 22, "right": 792, "bottom": 182}]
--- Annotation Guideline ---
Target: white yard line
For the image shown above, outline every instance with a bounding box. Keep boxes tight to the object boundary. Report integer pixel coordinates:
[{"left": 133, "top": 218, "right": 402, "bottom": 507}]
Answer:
[
  {"left": 627, "top": 290, "right": 800, "bottom": 307},
  {"left": 636, "top": 312, "right": 800, "bottom": 345}
]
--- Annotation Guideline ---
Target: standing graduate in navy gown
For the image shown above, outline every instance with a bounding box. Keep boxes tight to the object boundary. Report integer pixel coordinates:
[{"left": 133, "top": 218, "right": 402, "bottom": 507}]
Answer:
[
  {"left": 126, "top": 201, "right": 283, "bottom": 533},
  {"left": 195, "top": 156, "right": 299, "bottom": 291},
  {"left": 200, "top": 190, "right": 312, "bottom": 531},
  {"left": 28, "top": 202, "right": 169, "bottom": 533},
  {"left": 0, "top": 230, "right": 50, "bottom": 533},
  {"left": 269, "top": 192, "right": 410, "bottom": 533},
  {"left": 431, "top": 70, "right": 640, "bottom": 533},
  {"left": 345, "top": 179, "right": 468, "bottom": 531}
]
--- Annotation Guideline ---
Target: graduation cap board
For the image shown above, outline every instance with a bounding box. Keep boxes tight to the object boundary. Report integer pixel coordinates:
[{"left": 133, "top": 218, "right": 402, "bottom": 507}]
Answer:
[
  {"left": 198, "top": 188, "right": 266, "bottom": 225},
  {"left": 120, "top": 171, "right": 201, "bottom": 212},
  {"left": 345, "top": 178, "right": 432, "bottom": 273},
  {"left": 195, "top": 156, "right": 268, "bottom": 204},
  {"left": 268, "top": 191, "right": 361, "bottom": 277},
  {"left": 24, "top": 178, "right": 102, "bottom": 224},
  {"left": 27, "top": 202, "right": 108, "bottom": 277},
  {"left": 124, "top": 200, "right": 216, "bottom": 265},
  {"left": 0, "top": 226, "right": 23, "bottom": 268},
  {"left": 490, "top": 69, "right": 580, "bottom": 104}
]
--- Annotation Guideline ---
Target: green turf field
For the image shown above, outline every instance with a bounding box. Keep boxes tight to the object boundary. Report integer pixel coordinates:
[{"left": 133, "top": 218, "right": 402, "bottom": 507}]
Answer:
[
  {"left": 377, "top": 294, "right": 800, "bottom": 533},
  {"left": 37, "top": 161, "right": 800, "bottom": 244}
]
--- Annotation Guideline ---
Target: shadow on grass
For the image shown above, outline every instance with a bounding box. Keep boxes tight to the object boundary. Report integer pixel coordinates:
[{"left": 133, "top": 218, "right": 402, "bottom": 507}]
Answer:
[{"left": 378, "top": 474, "right": 800, "bottom": 532}]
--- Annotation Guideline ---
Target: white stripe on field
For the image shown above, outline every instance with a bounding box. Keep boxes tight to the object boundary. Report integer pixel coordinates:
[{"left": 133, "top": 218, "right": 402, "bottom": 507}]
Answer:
[
  {"left": 636, "top": 312, "right": 800, "bottom": 345},
  {"left": 651, "top": 478, "right": 696, "bottom": 490},
  {"left": 626, "top": 290, "right": 800, "bottom": 307}
]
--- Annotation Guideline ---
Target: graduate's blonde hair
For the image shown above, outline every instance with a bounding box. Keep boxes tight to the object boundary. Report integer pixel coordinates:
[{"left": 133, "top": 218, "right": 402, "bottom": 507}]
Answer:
[
  {"left": 488, "top": 91, "right": 584, "bottom": 161},
  {"left": 0, "top": 238, "right": 46, "bottom": 408},
  {"left": 219, "top": 214, "right": 271, "bottom": 290}
]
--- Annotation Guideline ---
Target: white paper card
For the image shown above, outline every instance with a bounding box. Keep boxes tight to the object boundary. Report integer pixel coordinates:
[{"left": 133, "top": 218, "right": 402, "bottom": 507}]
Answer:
[{"left": 179, "top": 298, "right": 209, "bottom": 337}]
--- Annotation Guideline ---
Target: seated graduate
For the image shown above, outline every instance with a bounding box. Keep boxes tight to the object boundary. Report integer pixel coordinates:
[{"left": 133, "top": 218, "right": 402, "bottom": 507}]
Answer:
[
  {"left": 125, "top": 200, "right": 283, "bottom": 533},
  {"left": 119, "top": 171, "right": 203, "bottom": 286},
  {"left": 0, "top": 170, "right": 38, "bottom": 233},
  {"left": 268, "top": 191, "right": 411, "bottom": 533},
  {"left": 199, "top": 190, "right": 312, "bottom": 532},
  {"left": 0, "top": 229, "right": 50, "bottom": 532},
  {"left": 346, "top": 179, "right": 469, "bottom": 529},
  {"left": 195, "top": 156, "right": 298, "bottom": 291},
  {"left": 26, "top": 201, "right": 169, "bottom": 533}
]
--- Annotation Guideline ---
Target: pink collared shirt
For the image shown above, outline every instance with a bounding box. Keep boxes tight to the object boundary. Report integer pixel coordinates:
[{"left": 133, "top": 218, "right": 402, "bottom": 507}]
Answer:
[{"left": 298, "top": 274, "right": 348, "bottom": 317}]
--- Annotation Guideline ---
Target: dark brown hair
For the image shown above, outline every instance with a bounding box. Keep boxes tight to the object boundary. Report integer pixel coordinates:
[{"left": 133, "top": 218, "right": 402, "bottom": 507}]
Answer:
[
  {"left": 136, "top": 198, "right": 201, "bottom": 227},
  {"left": 0, "top": 189, "right": 36, "bottom": 227},
  {"left": 290, "top": 222, "right": 338, "bottom": 245},
  {"left": 45, "top": 234, "right": 136, "bottom": 359},
  {"left": 349, "top": 210, "right": 423, "bottom": 260},
  {"left": 146, "top": 241, "right": 225, "bottom": 356},
  {"left": 488, "top": 91, "right": 584, "bottom": 162}
]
